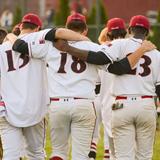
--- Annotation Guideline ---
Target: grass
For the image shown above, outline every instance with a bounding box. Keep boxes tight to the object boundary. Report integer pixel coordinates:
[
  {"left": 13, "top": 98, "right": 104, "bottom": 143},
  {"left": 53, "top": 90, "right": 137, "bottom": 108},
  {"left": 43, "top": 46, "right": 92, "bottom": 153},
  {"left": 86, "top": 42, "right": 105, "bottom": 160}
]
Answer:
[{"left": 45, "top": 116, "right": 160, "bottom": 160}]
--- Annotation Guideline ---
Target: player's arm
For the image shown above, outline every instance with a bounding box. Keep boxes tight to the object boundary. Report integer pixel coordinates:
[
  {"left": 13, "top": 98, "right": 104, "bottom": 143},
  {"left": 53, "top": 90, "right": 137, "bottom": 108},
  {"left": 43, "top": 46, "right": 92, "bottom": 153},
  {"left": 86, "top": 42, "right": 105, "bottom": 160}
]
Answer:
[
  {"left": 127, "top": 40, "right": 156, "bottom": 68},
  {"left": 7, "top": 27, "right": 89, "bottom": 44},
  {"left": 10, "top": 38, "right": 155, "bottom": 75},
  {"left": 53, "top": 39, "right": 156, "bottom": 67},
  {"left": 54, "top": 28, "right": 90, "bottom": 41},
  {"left": 107, "top": 40, "right": 156, "bottom": 75},
  {"left": 7, "top": 27, "right": 89, "bottom": 55},
  {"left": 98, "top": 27, "right": 110, "bottom": 44}
]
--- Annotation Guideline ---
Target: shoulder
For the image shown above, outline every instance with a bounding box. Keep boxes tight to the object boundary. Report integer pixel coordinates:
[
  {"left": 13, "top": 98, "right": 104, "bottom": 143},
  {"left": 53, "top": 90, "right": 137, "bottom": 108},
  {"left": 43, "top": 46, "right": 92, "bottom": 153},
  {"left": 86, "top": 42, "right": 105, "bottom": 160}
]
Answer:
[
  {"left": 111, "top": 38, "right": 129, "bottom": 47},
  {"left": 0, "top": 41, "right": 12, "bottom": 49},
  {"left": 72, "top": 40, "right": 99, "bottom": 46},
  {"left": 149, "top": 49, "right": 160, "bottom": 58},
  {"left": 21, "top": 28, "right": 52, "bottom": 41},
  {"left": 145, "top": 49, "right": 160, "bottom": 64},
  {"left": 0, "top": 41, "right": 12, "bottom": 56},
  {"left": 70, "top": 40, "right": 100, "bottom": 51}
]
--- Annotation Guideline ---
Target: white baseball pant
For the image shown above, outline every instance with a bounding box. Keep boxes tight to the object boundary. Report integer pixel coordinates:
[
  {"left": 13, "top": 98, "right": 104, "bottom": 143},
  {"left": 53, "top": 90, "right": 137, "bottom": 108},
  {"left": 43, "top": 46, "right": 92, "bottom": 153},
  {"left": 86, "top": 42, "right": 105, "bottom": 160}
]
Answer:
[
  {"left": 0, "top": 117, "right": 46, "bottom": 160},
  {"left": 49, "top": 98, "right": 96, "bottom": 160},
  {"left": 91, "top": 96, "right": 102, "bottom": 145},
  {"left": 112, "top": 97, "right": 157, "bottom": 160}
]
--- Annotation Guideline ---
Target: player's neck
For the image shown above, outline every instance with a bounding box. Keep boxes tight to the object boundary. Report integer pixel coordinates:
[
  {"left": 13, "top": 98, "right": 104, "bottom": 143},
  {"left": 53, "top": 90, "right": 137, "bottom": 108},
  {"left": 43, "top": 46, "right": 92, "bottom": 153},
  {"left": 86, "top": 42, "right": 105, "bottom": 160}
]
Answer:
[
  {"left": 20, "top": 29, "right": 36, "bottom": 35},
  {"left": 133, "top": 34, "right": 146, "bottom": 40}
]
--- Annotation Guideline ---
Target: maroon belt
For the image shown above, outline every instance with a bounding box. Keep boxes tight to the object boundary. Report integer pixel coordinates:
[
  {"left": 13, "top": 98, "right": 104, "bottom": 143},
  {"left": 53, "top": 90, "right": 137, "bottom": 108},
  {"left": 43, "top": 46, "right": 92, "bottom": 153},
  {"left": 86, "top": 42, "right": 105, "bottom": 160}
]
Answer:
[
  {"left": 116, "top": 96, "right": 153, "bottom": 100},
  {"left": 0, "top": 101, "right": 5, "bottom": 106},
  {"left": 50, "top": 97, "right": 87, "bottom": 101}
]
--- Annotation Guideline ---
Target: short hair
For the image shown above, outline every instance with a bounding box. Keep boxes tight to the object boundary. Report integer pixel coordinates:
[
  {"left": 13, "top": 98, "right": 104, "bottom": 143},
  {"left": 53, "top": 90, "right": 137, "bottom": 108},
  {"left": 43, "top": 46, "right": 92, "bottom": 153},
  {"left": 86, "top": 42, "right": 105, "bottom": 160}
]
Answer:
[
  {"left": 129, "top": 26, "right": 149, "bottom": 37},
  {"left": 21, "top": 22, "right": 41, "bottom": 30},
  {"left": 107, "top": 29, "right": 127, "bottom": 40},
  {"left": 0, "top": 28, "right": 8, "bottom": 44},
  {"left": 66, "top": 20, "right": 87, "bottom": 33},
  {"left": 12, "top": 24, "right": 20, "bottom": 36}
]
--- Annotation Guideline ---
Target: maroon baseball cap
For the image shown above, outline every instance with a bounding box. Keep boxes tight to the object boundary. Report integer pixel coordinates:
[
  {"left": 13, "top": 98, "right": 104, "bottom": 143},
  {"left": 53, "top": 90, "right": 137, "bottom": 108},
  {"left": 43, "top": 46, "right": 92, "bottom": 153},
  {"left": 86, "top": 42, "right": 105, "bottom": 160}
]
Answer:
[
  {"left": 106, "top": 18, "right": 126, "bottom": 32},
  {"left": 129, "top": 15, "right": 150, "bottom": 30},
  {"left": 22, "top": 13, "right": 42, "bottom": 27},
  {"left": 66, "top": 13, "right": 86, "bottom": 25}
]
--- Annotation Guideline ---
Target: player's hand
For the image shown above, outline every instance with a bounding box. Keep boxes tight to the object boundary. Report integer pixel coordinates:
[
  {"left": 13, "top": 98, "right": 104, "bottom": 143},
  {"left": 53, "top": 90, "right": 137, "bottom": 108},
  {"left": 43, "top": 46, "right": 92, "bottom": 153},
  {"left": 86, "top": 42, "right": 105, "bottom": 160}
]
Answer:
[
  {"left": 141, "top": 40, "right": 156, "bottom": 52},
  {"left": 53, "top": 39, "right": 70, "bottom": 52},
  {"left": 5, "top": 33, "right": 18, "bottom": 44},
  {"left": 82, "top": 36, "right": 91, "bottom": 41},
  {"left": 98, "top": 27, "right": 110, "bottom": 44}
]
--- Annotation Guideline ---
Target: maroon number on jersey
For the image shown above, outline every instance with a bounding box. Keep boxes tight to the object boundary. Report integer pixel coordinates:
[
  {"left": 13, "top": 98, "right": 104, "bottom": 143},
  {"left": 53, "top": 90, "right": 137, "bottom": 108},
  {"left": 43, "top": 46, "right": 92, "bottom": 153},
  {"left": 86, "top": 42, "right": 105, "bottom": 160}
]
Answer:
[
  {"left": 57, "top": 52, "right": 86, "bottom": 73},
  {"left": 6, "top": 50, "right": 29, "bottom": 72},
  {"left": 127, "top": 53, "right": 151, "bottom": 77}
]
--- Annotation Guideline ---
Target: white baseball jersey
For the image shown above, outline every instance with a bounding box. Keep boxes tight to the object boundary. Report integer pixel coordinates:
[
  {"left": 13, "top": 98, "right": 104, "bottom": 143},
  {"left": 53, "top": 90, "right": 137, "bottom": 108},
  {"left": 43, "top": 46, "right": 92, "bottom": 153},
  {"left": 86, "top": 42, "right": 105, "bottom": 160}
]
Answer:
[
  {"left": 0, "top": 29, "right": 51, "bottom": 127},
  {"left": 46, "top": 41, "right": 103, "bottom": 99},
  {"left": 101, "top": 37, "right": 160, "bottom": 96}
]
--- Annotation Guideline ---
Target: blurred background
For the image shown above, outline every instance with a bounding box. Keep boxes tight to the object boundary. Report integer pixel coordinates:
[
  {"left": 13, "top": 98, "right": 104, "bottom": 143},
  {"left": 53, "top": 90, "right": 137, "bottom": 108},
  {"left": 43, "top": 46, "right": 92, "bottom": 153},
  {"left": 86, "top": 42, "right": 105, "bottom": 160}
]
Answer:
[{"left": 0, "top": 0, "right": 160, "bottom": 48}]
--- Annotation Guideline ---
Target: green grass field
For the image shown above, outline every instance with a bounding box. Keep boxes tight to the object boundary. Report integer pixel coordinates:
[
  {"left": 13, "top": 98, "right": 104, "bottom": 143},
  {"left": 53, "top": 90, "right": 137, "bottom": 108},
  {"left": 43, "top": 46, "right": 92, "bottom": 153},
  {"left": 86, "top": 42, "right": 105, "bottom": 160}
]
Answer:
[{"left": 45, "top": 116, "right": 160, "bottom": 160}]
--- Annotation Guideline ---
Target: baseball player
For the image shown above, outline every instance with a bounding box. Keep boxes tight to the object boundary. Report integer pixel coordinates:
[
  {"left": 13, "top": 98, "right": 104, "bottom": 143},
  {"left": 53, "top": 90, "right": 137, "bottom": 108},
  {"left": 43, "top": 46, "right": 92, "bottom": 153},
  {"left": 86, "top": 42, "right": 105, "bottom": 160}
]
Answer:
[
  {"left": 0, "top": 27, "right": 8, "bottom": 160},
  {"left": 89, "top": 18, "right": 127, "bottom": 160},
  {"left": 0, "top": 13, "right": 90, "bottom": 160},
  {"left": 105, "top": 15, "right": 159, "bottom": 160},
  {"left": 9, "top": 13, "right": 153, "bottom": 160},
  {"left": 55, "top": 15, "right": 159, "bottom": 160}
]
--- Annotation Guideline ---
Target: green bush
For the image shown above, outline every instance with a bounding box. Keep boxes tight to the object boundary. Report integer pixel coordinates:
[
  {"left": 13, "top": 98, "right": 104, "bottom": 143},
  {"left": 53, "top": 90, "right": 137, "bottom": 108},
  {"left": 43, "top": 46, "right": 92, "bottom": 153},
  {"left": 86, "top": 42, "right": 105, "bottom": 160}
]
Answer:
[
  {"left": 87, "top": 0, "right": 108, "bottom": 25},
  {"left": 87, "top": 0, "right": 108, "bottom": 42},
  {"left": 54, "top": 0, "right": 70, "bottom": 25},
  {"left": 149, "top": 10, "right": 160, "bottom": 50},
  {"left": 13, "top": 6, "right": 22, "bottom": 27}
]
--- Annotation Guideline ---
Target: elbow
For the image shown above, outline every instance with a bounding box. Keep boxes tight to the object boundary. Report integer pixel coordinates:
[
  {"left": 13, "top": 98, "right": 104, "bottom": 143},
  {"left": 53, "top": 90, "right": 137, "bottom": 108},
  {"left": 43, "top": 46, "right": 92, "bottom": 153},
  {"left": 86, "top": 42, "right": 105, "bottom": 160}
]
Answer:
[
  {"left": 12, "top": 39, "right": 29, "bottom": 54},
  {"left": 55, "top": 28, "right": 65, "bottom": 39}
]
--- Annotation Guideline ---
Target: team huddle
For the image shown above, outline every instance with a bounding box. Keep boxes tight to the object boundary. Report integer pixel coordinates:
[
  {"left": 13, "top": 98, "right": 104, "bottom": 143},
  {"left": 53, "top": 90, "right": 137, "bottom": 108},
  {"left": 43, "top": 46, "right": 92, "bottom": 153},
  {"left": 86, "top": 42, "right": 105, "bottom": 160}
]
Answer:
[{"left": 0, "top": 11, "right": 159, "bottom": 160}]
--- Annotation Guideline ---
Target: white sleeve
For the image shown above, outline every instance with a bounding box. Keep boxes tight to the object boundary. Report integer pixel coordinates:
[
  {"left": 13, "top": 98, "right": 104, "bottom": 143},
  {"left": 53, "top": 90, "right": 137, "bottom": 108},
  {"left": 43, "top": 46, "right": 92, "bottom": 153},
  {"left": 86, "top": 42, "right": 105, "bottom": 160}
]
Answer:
[
  {"left": 156, "top": 53, "right": 160, "bottom": 86},
  {"left": 99, "top": 39, "right": 123, "bottom": 62},
  {"left": 22, "top": 29, "right": 52, "bottom": 59}
]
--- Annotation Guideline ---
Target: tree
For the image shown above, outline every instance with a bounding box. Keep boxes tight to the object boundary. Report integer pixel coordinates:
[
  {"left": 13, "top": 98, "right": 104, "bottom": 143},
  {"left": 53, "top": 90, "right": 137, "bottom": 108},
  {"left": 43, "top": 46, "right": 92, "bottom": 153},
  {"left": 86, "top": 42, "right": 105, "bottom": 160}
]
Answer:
[
  {"left": 87, "top": 0, "right": 108, "bottom": 25},
  {"left": 13, "top": 6, "right": 22, "bottom": 27},
  {"left": 87, "top": 0, "right": 108, "bottom": 42},
  {"left": 150, "top": 10, "right": 160, "bottom": 50},
  {"left": 100, "top": 0, "right": 108, "bottom": 25},
  {"left": 54, "top": 0, "right": 70, "bottom": 26},
  {"left": 87, "top": 4, "right": 96, "bottom": 25}
]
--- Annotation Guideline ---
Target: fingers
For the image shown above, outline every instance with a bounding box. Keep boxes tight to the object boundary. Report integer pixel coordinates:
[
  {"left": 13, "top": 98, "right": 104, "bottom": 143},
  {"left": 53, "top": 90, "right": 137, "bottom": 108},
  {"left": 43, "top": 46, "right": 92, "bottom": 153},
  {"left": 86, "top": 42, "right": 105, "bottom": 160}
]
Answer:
[
  {"left": 6, "top": 33, "right": 18, "bottom": 44},
  {"left": 141, "top": 40, "right": 157, "bottom": 52},
  {"left": 83, "top": 36, "right": 91, "bottom": 41},
  {"left": 53, "top": 39, "right": 68, "bottom": 51}
]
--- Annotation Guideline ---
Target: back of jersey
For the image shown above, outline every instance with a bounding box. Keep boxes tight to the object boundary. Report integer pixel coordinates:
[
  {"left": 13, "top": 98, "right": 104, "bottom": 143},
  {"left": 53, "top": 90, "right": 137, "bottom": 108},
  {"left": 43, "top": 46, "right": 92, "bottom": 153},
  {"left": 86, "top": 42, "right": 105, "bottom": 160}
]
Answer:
[
  {"left": 104, "top": 37, "right": 160, "bottom": 96},
  {"left": 46, "top": 41, "right": 102, "bottom": 99},
  {"left": 0, "top": 38, "right": 49, "bottom": 127}
]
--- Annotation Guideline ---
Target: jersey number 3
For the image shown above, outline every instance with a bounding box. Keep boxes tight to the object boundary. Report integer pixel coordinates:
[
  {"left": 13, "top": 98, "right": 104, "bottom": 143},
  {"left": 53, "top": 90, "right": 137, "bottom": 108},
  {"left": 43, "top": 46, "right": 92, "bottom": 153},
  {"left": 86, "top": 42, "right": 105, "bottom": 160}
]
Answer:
[
  {"left": 57, "top": 52, "right": 86, "bottom": 73},
  {"left": 128, "top": 54, "right": 151, "bottom": 77}
]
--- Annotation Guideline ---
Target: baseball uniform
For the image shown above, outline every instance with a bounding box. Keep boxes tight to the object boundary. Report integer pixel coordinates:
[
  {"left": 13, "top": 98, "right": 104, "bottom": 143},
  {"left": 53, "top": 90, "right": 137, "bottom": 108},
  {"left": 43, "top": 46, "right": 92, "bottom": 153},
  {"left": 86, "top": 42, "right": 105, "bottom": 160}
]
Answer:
[
  {"left": 90, "top": 17, "right": 127, "bottom": 160},
  {"left": 46, "top": 40, "right": 103, "bottom": 160},
  {"left": 89, "top": 72, "right": 112, "bottom": 160},
  {"left": 99, "top": 70, "right": 116, "bottom": 160},
  {"left": 0, "top": 29, "right": 51, "bottom": 160},
  {"left": 102, "top": 37, "right": 158, "bottom": 160},
  {"left": 0, "top": 28, "right": 8, "bottom": 159}
]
